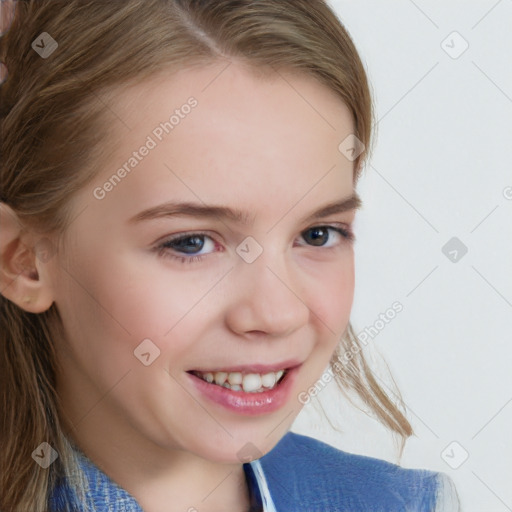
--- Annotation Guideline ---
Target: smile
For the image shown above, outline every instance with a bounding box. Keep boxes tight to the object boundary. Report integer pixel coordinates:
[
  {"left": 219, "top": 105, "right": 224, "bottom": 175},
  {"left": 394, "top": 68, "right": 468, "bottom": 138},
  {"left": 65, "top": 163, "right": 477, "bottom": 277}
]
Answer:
[{"left": 191, "top": 369, "right": 287, "bottom": 393}]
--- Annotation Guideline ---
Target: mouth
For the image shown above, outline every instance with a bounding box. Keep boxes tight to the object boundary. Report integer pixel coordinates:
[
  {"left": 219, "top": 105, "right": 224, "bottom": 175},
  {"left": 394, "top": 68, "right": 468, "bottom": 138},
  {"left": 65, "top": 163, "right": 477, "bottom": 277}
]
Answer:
[
  {"left": 185, "top": 361, "right": 301, "bottom": 415},
  {"left": 187, "top": 368, "right": 288, "bottom": 393}
]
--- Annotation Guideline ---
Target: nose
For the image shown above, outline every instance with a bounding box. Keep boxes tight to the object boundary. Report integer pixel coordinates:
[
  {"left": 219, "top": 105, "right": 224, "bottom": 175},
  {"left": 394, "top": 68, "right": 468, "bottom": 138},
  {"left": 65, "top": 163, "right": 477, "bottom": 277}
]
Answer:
[{"left": 224, "top": 246, "right": 310, "bottom": 338}]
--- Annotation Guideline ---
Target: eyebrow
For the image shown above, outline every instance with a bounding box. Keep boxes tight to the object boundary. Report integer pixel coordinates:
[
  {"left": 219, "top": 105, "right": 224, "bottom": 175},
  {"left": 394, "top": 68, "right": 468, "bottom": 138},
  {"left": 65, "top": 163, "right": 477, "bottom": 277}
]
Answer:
[{"left": 128, "top": 192, "right": 362, "bottom": 226}]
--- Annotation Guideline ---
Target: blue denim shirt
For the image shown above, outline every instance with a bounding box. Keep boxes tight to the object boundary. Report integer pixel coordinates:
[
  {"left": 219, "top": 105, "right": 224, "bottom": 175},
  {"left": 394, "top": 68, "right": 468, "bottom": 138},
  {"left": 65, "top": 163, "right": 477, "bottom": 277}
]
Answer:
[{"left": 48, "top": 432, "right": 460, "bottom": 511}]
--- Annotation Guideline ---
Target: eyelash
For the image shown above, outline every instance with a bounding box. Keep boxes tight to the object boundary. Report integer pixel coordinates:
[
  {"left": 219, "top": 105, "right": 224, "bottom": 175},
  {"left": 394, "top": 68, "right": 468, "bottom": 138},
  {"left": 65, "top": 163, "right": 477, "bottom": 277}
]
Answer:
[{"left": 155, "top": 225, "right": 355, "bottom": 265}]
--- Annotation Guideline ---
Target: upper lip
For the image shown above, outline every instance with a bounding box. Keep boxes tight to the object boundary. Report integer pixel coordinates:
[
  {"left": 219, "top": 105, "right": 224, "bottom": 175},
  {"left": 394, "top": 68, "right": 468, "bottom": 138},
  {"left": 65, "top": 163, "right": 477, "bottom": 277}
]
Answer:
[{"left": 188, "top": 359, "right": 303, "bottom": 374}]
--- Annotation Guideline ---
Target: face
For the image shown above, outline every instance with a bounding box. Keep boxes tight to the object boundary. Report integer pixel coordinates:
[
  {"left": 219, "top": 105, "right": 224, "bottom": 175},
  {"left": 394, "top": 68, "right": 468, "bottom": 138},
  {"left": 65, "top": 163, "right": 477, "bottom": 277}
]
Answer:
[{"left": 48, "top": 60, "right": 359, "bottom": 464}]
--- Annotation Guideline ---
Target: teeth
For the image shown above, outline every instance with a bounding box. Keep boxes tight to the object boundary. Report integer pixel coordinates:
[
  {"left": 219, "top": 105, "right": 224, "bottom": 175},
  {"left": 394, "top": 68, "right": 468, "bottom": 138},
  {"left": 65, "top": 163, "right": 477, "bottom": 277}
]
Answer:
[
  {"left": 242, "top": 373, "right": 262, "bottom": 392},
  {"left": 195, "top": 369, "right": 286, "bottom": 393},
  {"left": 228, "top": 372, "right": 243, "bottom": 385},
  {"left": 260, "top": 372, "right": 276, "bottom": 388},
  {"left": 214, "top": 372, "right": 228, "bottom": 385}
]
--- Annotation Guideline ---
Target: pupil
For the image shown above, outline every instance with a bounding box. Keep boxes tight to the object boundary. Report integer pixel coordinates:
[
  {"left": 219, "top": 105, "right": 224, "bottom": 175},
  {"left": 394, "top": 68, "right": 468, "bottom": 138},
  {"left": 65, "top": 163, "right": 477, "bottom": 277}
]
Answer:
[
  {"left": 306, "top": 227, "right": 327, "bottom": 246},
  {"left": 175, "top": 235, "right": 204, "bottom": 254}
]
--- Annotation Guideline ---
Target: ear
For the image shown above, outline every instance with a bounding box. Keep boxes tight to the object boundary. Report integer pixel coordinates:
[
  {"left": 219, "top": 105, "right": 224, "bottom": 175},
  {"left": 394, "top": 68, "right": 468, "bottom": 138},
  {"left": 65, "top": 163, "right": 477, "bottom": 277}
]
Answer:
[{"left": 0, "top": 202, "right": 56, "bottom": 313}]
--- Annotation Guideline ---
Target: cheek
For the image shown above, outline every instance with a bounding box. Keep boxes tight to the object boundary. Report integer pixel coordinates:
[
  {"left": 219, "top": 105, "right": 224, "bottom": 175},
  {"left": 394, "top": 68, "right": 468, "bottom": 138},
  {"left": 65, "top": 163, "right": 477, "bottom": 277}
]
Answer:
[
  {"left": 306, "top": 253, "right": 355, "bottom": 342},
  {"left": 53, "top": 245, "right": 222, "bottom": 369},
  {"left": 101, "top": 260, "right": 227, "bottom": 348},
  {"left": 294, "top": 257, "right": 354, "bottom": 395}
]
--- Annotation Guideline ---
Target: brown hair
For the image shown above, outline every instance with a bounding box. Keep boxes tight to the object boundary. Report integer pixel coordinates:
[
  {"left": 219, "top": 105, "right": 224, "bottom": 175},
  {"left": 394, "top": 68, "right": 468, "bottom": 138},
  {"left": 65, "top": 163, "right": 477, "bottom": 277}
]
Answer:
[{"left": 0, "top": 1, "right": 412, "bottom": 510}]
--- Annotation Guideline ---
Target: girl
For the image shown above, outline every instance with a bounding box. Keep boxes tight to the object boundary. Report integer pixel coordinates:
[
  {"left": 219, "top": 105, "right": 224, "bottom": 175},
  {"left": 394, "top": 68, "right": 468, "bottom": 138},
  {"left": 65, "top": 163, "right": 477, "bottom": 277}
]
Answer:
[{"left": 0, "top": 1, "right": 460, "bottom": 510}]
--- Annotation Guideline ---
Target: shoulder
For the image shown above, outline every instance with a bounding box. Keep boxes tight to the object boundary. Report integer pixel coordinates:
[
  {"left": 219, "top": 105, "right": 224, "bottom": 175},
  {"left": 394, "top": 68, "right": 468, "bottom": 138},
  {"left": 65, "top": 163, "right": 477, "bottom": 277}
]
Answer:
[
  {"left": 48, "top": 444, "right": 144, "bottom": 512},
  {"left": 258, "top": 431, "right": 460, "bottom": 512}
]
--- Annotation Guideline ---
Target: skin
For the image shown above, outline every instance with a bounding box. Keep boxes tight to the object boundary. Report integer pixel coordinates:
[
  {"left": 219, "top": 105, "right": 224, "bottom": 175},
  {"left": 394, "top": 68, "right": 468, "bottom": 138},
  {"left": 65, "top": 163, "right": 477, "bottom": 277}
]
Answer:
[{"left": 0, "top": 60, "right": 359, "bottom": 511}]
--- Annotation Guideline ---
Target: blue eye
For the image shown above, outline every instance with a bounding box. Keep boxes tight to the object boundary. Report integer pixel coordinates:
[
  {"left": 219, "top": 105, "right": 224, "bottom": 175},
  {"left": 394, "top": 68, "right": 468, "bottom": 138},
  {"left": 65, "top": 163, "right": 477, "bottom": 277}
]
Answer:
[
  {"left": 156, "top": 225, "right": 354, "bottom": 264},
  {"left": 156, "top": 232, "right": 216, "bottom": 264},
  {"left": 165, "top": 234, "right": 210, "bottom": 254}
]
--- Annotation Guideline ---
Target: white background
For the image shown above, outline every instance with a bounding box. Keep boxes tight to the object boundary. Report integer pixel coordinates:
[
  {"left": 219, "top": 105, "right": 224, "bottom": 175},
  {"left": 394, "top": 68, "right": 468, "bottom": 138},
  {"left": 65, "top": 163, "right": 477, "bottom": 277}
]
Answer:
[{"left": 291, "top": 1, "right": 512, "bottom": 511}]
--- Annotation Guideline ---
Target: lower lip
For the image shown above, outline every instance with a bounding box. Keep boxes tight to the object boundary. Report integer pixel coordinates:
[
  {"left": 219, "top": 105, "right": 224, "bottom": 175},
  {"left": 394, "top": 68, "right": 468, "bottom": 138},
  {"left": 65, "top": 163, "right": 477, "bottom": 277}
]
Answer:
[{"left": 186, "top": 366, "right": 300, "bottom": 416}]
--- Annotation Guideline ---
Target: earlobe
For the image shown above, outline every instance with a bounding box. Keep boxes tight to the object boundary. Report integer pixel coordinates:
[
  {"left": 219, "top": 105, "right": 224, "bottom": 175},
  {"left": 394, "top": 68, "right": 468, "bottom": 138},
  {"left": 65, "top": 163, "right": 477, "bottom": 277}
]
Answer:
[{"left": 0, "top": 202, "right": 55, "bottom": 313}]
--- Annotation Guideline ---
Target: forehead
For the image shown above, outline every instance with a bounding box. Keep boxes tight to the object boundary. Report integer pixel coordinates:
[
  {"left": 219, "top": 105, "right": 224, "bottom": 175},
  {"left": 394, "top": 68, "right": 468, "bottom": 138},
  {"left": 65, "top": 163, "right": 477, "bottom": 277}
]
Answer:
[{"left": 77, "top": 60, "right": 356, "bottom": 224}]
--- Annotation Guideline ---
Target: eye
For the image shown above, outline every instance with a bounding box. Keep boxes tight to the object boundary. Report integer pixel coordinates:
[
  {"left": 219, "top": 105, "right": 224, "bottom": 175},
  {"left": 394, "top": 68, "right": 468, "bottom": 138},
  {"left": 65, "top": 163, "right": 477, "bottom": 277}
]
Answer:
[
  {"left": 299, "top": 225, "right": 354, "bottom": 247},
  {"left": 155, "top": 232, "right": 217, "bottom": 264}
]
